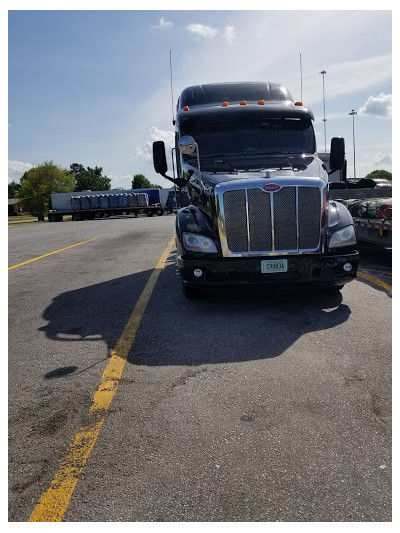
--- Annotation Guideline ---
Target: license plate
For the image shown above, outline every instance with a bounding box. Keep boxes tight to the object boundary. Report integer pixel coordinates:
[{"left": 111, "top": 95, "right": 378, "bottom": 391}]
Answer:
[{"left": 261, "top": 259, "right": 288, "bottom": 273}]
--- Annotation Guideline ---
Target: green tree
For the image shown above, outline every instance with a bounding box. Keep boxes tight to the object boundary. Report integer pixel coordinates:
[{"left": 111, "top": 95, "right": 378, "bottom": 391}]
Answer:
[
  {"left": 69, "top": 163, "right": 85, "bottom": 183},
  {"left": 364, "top": 169, "right": 392, "bottom": 181},
  {"left": 8, "top": 180, "right": 22, "bottom": 199},
  {"left": 131, "top": 174, "right": 161, "bottom": 189},
  {"left": 16, "top": 161, "right": 75, "bottom": 221},
  {"left": 74, "top": 165, "right": 111, "bottom": 191}
]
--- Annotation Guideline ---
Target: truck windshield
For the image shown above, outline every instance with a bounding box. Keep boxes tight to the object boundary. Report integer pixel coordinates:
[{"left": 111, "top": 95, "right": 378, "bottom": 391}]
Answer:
[{"left": 181, "top": 118, "right": 315, "bottom": 160}]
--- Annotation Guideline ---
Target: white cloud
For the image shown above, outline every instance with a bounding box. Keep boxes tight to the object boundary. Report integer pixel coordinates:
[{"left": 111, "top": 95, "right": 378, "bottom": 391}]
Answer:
[
  {"left": 223, "top": 26, "right": 236, "bottom": 45},
  {"left": 374, "top": 154, "right": 392, "bottom": 165},
  {"left": 135, "top": 127, "right": 174, "bottom": 162},
  {"left": 186, "top": 23, "right": 218, "bottom": 39},
  {"left": 135, "top": 145, "right": 153, "bottom": 162},
  {"left": 108, "top": 174, "right": 134, "bottom": 190},
  {"left": 150, "top": 126, "right": 174, "bottom": 148},
  {"left": 359, "top": 93, "right": 392, "bottom": 117},
  {"left": 8, "top": 159, "right": 33, "bottom": 182},
  {"left": 152, "top": 17, "right": 173, "bottom": 29},
  {"left": 185, "top": 22, "right": 236, "bottom": 44}
]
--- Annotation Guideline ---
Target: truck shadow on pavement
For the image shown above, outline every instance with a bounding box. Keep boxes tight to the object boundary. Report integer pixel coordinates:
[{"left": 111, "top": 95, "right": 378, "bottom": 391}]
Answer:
[
  {"left": 39, "top": 253, "right": 352, "bottom": 374},
  {"left": 130, "top": 259, "right": 351, "bottom": 366}
]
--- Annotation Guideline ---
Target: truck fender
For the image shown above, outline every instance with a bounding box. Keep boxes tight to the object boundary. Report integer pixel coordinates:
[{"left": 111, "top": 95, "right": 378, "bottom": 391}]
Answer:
[
  {"left": 326, "top": 200, "right": 355, "bottom": 239},
  {"left": 176, "top": 205, "right": 220, "bottom": 256}
]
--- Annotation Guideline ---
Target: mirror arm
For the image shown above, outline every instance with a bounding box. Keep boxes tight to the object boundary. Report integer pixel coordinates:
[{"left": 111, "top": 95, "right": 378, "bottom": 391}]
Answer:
[{"left": 160, "top": 172, "right": 187, "bottom": 187}]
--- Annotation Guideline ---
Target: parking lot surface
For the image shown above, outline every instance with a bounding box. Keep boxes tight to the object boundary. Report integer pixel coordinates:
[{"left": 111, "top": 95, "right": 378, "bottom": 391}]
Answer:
[{"left": 8, "top": 216, "right": 391, "bottom": 522}]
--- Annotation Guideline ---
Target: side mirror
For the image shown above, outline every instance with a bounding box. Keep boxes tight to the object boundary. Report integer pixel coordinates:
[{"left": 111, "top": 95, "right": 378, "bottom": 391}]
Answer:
[
  {"left": 329, "top": 137, "right": 345, "bottom": 172},
  {"left": 178, "top": 135, "right": 201, "bottom": 177},
  {"left": 153, "top": 141, "right": 168, "bottom": 175},
  {"left": 178, "top": 135, "right": 198, "bottom": 155},
  {"left": 152, "top": 140, "right": 188, "bottom": 188}
]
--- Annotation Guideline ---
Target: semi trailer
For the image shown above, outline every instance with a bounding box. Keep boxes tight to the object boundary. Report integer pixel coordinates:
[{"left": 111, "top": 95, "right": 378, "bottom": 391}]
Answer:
[
  {"left": 165, "top": 190, "right": 190, "bottom": 213},
  {"left": 153, "top": 81, "right": 360, "bottom": 296},
  {"left": 329, "top": 180, "right": 392, "bottom": 249},
  {"left": 47, "top": 189, "right": 165, "bottom": 221}
]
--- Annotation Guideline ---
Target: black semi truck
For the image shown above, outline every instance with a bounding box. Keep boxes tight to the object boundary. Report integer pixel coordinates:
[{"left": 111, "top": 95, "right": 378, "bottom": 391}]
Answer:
[{"left": 153, "top": 82, "right": 359, "bottom": 296}]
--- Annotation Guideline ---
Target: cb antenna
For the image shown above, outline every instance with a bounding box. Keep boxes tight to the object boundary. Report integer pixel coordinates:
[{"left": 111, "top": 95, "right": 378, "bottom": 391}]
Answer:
[
  {"left": 170, "top": 50, "right": 175, "bottom": 124},
  {"left": 299, "top": 53, "right": 303, "bottom": 102}
]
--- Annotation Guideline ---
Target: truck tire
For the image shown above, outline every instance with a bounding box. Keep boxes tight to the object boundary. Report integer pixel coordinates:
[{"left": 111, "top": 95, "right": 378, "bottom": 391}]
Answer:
[
  {"left": 48, "top": 213, "right": 63, "bottom": 222},
  {"left": 182, "top": 283, "right": 198, "bottom": 298},
  {"left": 147, "top": 210, "right": 154, "bottom": 217},
  {"left": 324, "top": 285, "right": 344, "bottom": 293},
  {"left": 156, "top": 208, "right": 164, "bottom": 216}
]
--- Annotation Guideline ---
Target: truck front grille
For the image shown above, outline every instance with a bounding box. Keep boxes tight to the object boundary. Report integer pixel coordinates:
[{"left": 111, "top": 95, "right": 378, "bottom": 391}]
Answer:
[{"left": 218, "top": 181, "right": 324, "bottom": 256}]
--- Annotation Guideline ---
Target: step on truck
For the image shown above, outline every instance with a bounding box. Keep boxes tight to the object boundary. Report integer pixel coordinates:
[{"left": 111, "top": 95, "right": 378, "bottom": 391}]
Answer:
[{"left": 152, "top": 81, "right": 359, "bottom": 296}]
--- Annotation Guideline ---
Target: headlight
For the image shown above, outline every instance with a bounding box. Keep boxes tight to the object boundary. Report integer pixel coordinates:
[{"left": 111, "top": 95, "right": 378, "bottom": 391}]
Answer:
[
  {"left": 328, "top": 225, "right": 356, "bottom": 248},
  {"left": 182, "top": 233, "right": 217, "bottom": 253}
]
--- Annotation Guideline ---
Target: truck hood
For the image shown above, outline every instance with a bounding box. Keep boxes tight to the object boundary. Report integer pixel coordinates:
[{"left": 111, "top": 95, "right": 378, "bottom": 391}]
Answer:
[{"left": 184, "top": 154, "right": 327, "bottom": 188}]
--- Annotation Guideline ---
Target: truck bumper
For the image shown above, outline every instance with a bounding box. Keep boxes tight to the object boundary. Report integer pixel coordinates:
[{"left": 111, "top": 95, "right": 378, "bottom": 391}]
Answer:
[{"left": 177, "top": 252, "right": 359, "bottom": 289}]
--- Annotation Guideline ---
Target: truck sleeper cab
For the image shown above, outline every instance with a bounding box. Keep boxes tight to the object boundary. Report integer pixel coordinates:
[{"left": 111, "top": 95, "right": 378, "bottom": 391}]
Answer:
[{"left": 153, "top": 82, "right": 358, "bottom": 295}]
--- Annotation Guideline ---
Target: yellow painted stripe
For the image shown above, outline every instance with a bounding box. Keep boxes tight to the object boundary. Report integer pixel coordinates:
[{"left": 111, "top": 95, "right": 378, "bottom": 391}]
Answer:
[
  {"left": 29, "top": 236, "right": 175, "bottom": 522},
  {"left": 358, "top": 270, "right": 392, "bottom": 293},
  {"left": 8, "top": 238, "right": 98, "bottom": 270}
]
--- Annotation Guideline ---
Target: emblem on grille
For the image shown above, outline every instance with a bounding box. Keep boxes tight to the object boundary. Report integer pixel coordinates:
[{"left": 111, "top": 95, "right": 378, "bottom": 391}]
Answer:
[{"left": 263, "top": 183, "right": 281, "bottom": 192}]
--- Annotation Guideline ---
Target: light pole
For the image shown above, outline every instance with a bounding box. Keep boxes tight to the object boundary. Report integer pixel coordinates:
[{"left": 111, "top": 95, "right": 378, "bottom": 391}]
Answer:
[
  {"left": 349, "top": 109, "right": 357, "bottom": 178},
  {"left": 320, "top": 70, "right": 327, "bottom": 153}
]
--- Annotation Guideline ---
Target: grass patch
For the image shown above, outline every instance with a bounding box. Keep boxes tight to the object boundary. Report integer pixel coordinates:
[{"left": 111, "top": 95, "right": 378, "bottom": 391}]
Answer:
[
  {"left": 8, "top": 214, "right": 73, "bottom": 223},
  {"left": 8, "top": 214, "right": 35, "bottom": 221}
]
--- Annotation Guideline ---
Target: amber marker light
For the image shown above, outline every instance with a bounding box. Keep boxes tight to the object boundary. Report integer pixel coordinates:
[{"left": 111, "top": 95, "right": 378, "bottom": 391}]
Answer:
[
  {"left": 258, "top": 100, "right": 265, "bottom": 105},
  {"left": 222, "top": 101, "right": 229, "bottom": 107},
  {"left": 240, "top": 101, "right": 247, "bottom": 105},
  {"left": 295, "top": 102, "right": 303, "bottom": 106},
  {"left": 183, "top": 106, "right": 189, "bottom": 111}
]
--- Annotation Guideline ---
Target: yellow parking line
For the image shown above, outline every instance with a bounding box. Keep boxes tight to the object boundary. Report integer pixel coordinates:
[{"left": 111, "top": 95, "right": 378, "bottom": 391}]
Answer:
[
  {"left": 8, "top": 238, "right": 98, "bottom": 270},
  {"left": 29, "top": 236, "right": 175, "bottom": 522},
  {"left": 358, "top": 271, "right": 392, "bottom": 293}
]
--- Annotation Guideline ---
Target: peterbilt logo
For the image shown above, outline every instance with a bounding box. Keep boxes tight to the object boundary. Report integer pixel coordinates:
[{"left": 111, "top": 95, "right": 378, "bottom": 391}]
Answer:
[{"left": 263, "top": 183, "right": 281, "bottom": 192}]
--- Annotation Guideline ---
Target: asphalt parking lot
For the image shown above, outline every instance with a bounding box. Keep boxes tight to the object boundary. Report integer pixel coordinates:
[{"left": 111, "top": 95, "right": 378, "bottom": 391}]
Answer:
[{"left": 8, "top": 215, "right": 392, "bottom": 522}]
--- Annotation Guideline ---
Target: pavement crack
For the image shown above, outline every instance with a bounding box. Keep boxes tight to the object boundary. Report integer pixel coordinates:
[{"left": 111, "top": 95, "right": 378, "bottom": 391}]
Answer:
[{"left": 172, "top": 367, "right": 208, "bottom": 388}]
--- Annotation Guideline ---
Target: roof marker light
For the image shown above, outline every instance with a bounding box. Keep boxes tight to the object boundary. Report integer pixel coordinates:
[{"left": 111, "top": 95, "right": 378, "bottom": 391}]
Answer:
[
  {"left": 222, "top": 101, "right": 229, "bottom": 107},
  {"left": 258, "top": 100, "right": 265, "bottom": 105},
  {"left": 183, "top": 106, "right": 189, "bottom": 111},
  {"left": 240, "top": 101, "right": 247, "bottom": 105},
  {"left": 295, "top": 101, "right": 303, "bottom": 106}
]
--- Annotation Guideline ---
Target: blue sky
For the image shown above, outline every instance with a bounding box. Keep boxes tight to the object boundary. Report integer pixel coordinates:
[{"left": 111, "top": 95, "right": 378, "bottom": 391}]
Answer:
[{"left": 8, "top": 7, "right": 392, "bottom": 189}]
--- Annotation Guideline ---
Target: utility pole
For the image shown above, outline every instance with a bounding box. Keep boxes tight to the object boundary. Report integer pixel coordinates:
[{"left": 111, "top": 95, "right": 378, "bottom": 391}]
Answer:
[
  {"left": 319, "top": 70, "right": 327, "bottom": 153},
  {"left": 349, "top": 109, "right": 357, "bottom": 178}
]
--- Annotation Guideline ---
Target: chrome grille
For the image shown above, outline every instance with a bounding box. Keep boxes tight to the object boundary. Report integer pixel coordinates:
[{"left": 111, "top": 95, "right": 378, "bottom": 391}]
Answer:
[
  {"left": 218, "top": 180, "right": 325, "bottom": 257},
  {"left": 298, "top": 187, "right": 322, "bottom": 249},
  {"left": 223, "top": 189, "right": 247, "bottom": 252},
  {"left": 273, "top": 187, "right": 298, "bottom": 251},
  {"left": 248, "top": 189, "right": 272, "bottom": 252}
]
